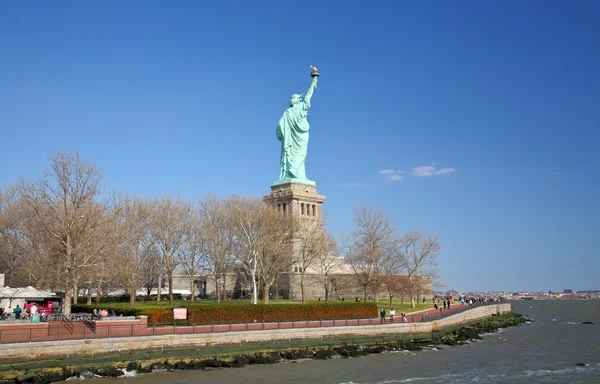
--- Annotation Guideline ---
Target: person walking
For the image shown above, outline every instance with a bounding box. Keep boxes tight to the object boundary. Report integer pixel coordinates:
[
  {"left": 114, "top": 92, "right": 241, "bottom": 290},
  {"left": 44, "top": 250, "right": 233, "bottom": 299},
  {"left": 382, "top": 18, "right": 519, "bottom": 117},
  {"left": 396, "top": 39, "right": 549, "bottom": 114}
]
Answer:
[
  {"left": 389, "top": 308, "right": 395, "bottom": 322},
  {"left": 380, "top": 308, "right": 386, "bottom": 323}
]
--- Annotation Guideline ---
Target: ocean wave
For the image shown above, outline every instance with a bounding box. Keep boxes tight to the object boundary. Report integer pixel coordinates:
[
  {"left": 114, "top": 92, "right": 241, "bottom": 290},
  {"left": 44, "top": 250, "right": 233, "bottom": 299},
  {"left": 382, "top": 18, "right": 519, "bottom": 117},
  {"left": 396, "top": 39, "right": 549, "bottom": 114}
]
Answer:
[
  {"left": 119, "top": 369, "right": 139, "bottom": 377},
  {"left": 521, "top": 365, "right": 597, "bottom": 377}
]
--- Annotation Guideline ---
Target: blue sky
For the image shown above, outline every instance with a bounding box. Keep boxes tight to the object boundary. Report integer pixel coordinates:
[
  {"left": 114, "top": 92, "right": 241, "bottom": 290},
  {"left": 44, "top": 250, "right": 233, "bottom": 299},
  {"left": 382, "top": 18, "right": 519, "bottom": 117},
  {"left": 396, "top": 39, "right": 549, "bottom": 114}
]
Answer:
[{"left": 1, "top": 1, "right": 599, "bottom": 292}]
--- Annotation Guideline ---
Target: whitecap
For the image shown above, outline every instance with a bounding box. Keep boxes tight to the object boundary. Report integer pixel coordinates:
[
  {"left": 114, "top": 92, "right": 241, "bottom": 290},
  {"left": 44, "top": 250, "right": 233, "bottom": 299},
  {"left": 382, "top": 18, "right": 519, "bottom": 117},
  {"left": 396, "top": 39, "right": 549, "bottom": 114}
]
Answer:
[{"left": 118, "top": 369, "right": 138, "bottom": 377}]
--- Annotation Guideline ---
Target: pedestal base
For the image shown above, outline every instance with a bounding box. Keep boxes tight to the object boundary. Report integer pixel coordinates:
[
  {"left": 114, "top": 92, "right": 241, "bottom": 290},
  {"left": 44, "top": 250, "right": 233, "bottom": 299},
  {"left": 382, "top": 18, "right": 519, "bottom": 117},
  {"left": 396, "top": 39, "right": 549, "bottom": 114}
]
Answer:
[{"left": 271, "top": 178, "right": 316, "bottom": 187}]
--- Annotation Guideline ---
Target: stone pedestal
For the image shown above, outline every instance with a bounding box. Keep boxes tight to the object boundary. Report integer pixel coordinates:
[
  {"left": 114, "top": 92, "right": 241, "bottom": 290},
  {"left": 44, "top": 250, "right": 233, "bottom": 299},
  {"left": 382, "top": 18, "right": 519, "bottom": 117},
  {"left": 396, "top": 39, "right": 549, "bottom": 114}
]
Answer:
[
  {"left": 263, "top": 182, "right": 326, "bottom": 300},
  {"left": 262, "top": 182, "right": 326, "bottom": 220}
]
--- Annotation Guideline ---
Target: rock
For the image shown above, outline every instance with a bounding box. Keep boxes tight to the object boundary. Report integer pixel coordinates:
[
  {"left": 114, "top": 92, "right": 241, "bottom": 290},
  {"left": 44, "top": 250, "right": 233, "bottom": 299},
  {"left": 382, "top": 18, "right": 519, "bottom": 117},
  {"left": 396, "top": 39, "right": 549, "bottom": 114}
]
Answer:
[
  {"left": 38, "top": 371, "right": 63, "bottom": 383},
  {"left": 231, "top": 356, "right": 250, "bottom": 367},
  {"left": 173, "top": 361, "right": 190, "bottom": 370},
  {"left": 202, "top": 359, "right": 223, "bottom": 368},
  {"left": 313, "top": 349, "right": 336, "bottom": 359},
  {"left": 92, "top": 366, "right": 123, "bottom": 377},
  {"left": 363, "top": 345, "right": 385, "bottom": 354},
  {"left": 581, "top": 321, "right": 594, "bottom": 325},
  {"left": 281, "top": 349, "right": 314, "bottom": 360},
  {"left": 126, "top": 361, "right": 140, "bottom": 371},
  {"left": 15, "top": 372, "right": 37, "bottom": 383},
  {"left": 333, "top": 345, "right": 368, "bottom": 357},
  {"left": 248, "top": 352, "right": 280, "bottom": 365}
]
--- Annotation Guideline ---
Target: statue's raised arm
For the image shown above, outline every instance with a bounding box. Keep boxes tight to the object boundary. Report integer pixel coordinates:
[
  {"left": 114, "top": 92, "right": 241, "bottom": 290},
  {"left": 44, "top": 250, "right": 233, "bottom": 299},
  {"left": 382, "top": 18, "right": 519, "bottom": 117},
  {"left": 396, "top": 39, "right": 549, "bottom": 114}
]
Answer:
[{"left": 304, "top": 65, "right": 319, "bottom": 105}]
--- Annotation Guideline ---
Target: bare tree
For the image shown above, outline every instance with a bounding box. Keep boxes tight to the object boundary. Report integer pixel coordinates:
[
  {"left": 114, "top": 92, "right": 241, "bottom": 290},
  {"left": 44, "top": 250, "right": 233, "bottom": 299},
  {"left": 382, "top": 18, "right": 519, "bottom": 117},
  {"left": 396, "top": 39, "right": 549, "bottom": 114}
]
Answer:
[
  {"left": 257, "top": 208, "right": 294, "bottom": 303},
  {"left": 345, "top": 205, "right": 396, "bottom": 302},
  {"left": 293, "top": 217, "right": 329, "bottom": 304},
  {"left": 396, "top": 230, "right": 440, "bottom": 307},
  {"left": 179, "top": 208, "right": 203, "bottom": 302},
  {"left": 313, "top": 235, "right": 342, "bottom": 301},
  {"left": 229, "top": 196, "right": 265, "bottom": 305},
  {"left": 148, "top": 197, "right": 192, "bottom": 305},
  {"left": 0, "top": 186, "right": 23, "bottom": 285},
  {"left": 197, "top": 195, "right": 235, "bottom": 303},
  {"left": 116, "top": 196, "right": 151, "bottom": 307},
  {"left": 17, "top": 152, "right": 119, "bottom": 316},
  {"left": 139, "top": 245, "right": 161, "bottom": 296}
]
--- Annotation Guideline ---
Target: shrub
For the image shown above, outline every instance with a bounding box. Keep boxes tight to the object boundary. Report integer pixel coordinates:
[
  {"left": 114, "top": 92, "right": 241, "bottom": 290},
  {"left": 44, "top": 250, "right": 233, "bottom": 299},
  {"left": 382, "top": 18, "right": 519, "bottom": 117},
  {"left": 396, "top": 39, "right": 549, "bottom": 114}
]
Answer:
[{"left": 142, "top": 302, "right": 378, "bottom": 325}]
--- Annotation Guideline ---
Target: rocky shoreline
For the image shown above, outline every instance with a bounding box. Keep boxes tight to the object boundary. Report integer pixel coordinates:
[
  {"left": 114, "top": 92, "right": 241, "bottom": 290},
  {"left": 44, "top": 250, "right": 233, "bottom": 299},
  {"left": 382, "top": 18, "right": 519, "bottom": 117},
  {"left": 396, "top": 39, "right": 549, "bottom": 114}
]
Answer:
[{"left": 0, "top": 312, "right": 528, "bottom": 384}]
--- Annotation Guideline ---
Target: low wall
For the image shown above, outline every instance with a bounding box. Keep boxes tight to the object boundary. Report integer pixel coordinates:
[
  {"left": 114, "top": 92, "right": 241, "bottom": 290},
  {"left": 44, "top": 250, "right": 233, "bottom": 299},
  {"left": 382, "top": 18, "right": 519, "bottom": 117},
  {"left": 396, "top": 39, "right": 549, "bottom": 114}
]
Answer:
[{"left": 0, "top": 304, "right": 510, "bottom": 362}]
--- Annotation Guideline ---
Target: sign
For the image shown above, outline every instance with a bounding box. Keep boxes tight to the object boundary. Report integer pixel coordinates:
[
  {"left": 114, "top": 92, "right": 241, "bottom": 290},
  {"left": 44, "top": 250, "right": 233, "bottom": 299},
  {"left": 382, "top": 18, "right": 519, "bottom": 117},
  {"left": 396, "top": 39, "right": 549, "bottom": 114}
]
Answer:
[{"left": 173, "top": 308, "right": 187, "bottom": 320}]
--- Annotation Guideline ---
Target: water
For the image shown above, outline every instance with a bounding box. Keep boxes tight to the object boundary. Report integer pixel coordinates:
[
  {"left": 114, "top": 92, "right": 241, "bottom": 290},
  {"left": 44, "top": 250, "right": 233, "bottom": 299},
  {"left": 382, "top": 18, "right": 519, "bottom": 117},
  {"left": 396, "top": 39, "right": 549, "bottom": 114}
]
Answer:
[{"left": 89, "top": 301, "right": 600, "bottom": 383}]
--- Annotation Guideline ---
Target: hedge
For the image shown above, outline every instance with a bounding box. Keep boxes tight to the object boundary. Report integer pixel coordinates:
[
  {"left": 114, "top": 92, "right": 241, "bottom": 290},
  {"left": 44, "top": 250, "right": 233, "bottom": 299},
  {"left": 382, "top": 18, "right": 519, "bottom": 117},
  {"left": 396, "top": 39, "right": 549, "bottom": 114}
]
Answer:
[
  {"left": 71, "top": 302, "right": 378, "bottom": 325},
  {"left": 182, "top": 302, "right": 378, "bottom": 325}
]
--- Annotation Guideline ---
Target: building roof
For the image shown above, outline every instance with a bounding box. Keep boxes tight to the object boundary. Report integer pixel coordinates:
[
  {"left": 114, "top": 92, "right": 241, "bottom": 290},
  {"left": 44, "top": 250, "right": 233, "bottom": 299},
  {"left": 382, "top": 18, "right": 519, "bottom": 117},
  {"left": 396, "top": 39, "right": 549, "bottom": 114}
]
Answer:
[{"left": 0, "top": 286, "right": 58, "bottom": 300}]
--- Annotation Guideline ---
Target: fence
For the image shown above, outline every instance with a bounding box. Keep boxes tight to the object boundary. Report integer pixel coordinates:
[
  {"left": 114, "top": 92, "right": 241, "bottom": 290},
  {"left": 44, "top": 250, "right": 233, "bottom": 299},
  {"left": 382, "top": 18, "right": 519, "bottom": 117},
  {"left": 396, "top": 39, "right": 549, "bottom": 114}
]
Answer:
[{"left": 0, "top": 301, "right": 499, "bottom": 344}]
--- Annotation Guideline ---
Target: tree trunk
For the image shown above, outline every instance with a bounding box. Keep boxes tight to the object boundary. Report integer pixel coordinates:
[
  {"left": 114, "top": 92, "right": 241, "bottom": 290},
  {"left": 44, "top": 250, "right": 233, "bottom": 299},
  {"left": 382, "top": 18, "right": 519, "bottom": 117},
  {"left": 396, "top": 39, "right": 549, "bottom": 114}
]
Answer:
[
  {"left": 63, "top": 282, "right": 72, "bottom": 316},
  {"left": 363, "top": 285, "right": 368, "bottom": 301},
  {"left": 300, "top": 274, "right": 306, "bottom": 304},
  {"left": 250, "top": 268, "right": 257, "bottom": 305},
  {"left": 190, "top": 277, "right": 195, "bottom": 302},
  {"left": 389, "top": 295, "right": 393, "bottom": 307},
  {"left": 324, "top": 283, "right": 329, "bottom": 301},
  {"left": 95, "top": 282, "right": 101, "bottom": 305},
  {"left": 86, "top": 288, "right": 92, "bottom": 305},
  {"left": 262, "top": 280, "right": 270, "bottom": 304},
  {"left": 156, "top": 274, "right": 162, "bottom": 304},
  {"left": 129, "top": 283, "right": 136, "bottom": 308},
  {"left": 215, "top": 279, "right": 221, "bottom": 304},
  {"left": 168, "top": 271, "right": 174, "bottom": 305},
  {"left": 408, "top": 275, "right": 415, "bottom": 308},
  {"left": 222, "top": 275, "right": 227, "bottom": 301},
  {"left": 274, "top": 281, "right": 279, "bottom": 301},
  {"left": 72, "top": 283, "right": 78, "bottom": 305}
]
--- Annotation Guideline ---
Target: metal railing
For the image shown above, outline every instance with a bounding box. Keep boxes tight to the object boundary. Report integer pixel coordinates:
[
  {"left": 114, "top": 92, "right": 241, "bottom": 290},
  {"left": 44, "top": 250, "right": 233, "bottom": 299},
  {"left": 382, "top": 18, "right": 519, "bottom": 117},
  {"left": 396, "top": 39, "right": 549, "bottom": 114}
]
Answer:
[
  {"left": 60, "top": 315, "right": 73, "bottom": 335},
  {"left": 0, "top": 301, "right": 500, "bottom": 344}
]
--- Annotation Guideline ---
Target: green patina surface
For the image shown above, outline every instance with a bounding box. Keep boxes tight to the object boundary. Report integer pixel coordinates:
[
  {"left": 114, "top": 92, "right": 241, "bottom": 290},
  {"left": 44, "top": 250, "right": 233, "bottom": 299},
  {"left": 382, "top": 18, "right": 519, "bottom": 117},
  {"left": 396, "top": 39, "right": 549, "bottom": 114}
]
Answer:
[{"left": 276, "top": 70, "right": 319, "bottom": 184}]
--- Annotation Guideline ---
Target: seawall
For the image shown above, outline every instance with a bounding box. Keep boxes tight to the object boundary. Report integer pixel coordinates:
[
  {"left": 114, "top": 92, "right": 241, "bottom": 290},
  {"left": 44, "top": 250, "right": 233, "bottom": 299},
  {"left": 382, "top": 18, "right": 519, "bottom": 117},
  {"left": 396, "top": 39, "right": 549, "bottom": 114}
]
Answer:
[{"left": 0, "top": 303, "right": 510, "bottom": 363}]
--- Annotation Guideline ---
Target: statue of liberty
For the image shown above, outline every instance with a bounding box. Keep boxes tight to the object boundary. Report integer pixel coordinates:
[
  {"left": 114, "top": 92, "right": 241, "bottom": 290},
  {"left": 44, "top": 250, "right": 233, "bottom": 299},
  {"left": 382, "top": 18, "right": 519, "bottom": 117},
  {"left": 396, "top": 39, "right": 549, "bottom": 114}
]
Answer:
[{"left": 275, "top": 66, "right": 319, "bottom": 185}]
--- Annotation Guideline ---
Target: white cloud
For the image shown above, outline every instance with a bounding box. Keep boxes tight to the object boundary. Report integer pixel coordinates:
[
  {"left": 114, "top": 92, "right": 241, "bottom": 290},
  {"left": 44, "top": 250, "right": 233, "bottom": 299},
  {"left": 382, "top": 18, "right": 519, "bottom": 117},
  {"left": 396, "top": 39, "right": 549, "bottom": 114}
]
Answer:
[
  {"left": 411, "top": 166, "right": 436, "bottom": 177},
  {"left": 412, "top": 165, "right": 456, "bottom": 177},
  {"left": 378, "top": 169, "right": 404, "bottom": 181},
  {"left": 339, "top": 182, "right": 367, "bottom": 188},
  {"left": 435, "top": 167, "right": 456, "bottom": 175}
]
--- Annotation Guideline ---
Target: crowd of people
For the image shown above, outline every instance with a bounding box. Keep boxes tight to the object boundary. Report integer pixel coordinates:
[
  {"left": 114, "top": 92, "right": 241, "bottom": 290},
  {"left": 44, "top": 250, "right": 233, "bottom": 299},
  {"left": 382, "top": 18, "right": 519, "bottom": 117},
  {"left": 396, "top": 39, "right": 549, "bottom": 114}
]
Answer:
[
  {"left": 92, "top": 308, "right": 116, "bottom": 319},
  {"left": 375, "top": 295, "right": 505, "bottom": 324},
  {"left": 0, "top": 301, "right": 54, "bottom": 321}
]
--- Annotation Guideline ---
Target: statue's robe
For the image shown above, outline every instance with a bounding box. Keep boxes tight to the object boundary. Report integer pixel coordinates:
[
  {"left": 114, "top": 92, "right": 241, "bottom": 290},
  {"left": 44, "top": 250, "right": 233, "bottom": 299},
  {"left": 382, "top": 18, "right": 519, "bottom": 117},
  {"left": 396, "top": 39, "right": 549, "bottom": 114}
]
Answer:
[{"left": 277, "top": 97, "right": 311, "bottom": 180}]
